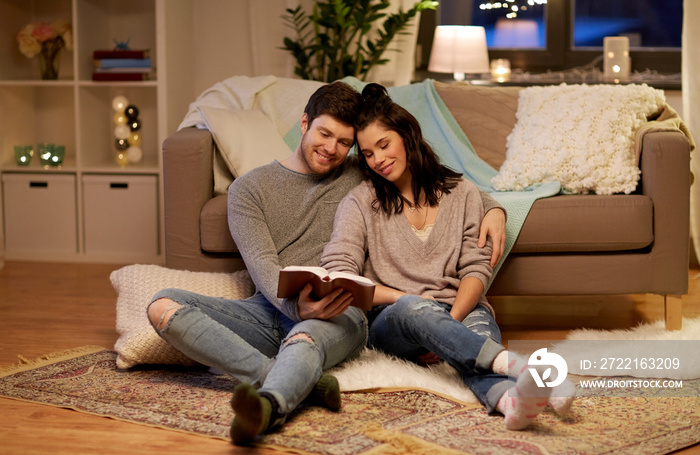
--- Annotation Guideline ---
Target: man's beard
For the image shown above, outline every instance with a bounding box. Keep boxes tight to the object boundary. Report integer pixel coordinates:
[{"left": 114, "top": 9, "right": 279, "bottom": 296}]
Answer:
[{"left": 299, "top": 134, "right": 339, "bottom": 175}]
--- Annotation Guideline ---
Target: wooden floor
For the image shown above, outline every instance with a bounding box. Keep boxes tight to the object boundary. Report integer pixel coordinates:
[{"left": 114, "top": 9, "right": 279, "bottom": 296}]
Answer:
[{"left": 1, "top": 260, "right": 699, "bottom": 454}]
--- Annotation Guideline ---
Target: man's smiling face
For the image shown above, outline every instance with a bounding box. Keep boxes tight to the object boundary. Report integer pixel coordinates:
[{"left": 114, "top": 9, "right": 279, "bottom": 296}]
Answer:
[{"left": 297, "top": 113, "right": 355, "bottom": 175}]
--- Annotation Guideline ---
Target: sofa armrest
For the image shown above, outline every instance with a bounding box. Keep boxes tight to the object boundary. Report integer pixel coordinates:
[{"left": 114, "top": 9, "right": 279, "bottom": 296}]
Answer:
[
  {"left": 639, "top": 129, "right": 692, "bottom": 294},
  {"left": 162, "top": 127, "right": 216, "bottom": 270}
]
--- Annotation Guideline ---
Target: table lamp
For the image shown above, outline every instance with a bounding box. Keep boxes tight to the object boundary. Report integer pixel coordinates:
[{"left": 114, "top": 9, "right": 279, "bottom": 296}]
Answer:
[{"left": 428, "top": 25, "right": 489, "bottom": 81}]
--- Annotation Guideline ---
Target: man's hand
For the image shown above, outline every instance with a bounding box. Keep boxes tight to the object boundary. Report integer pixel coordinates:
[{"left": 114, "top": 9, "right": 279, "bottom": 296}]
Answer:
[
  {"left": 417, "top": 352, "right": 441, "bottom": 365},
  {"left": 479, "top": 208, "right": 506, "bottom": 268},
  {"left": 297, "top": 283, "right": 353, "bottom": 320}
]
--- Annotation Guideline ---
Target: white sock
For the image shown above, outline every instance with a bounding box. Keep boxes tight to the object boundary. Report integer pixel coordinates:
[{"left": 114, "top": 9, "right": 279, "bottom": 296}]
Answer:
[
  {"left": 491, "top": 350, "right": 526, "bottom": 377},
  {"left": 548, "top": 380, "right": 576, "bottom": 416},
  {"left": 492, "top": 351, "right": 576, "bottom": 416},
  {"left": 497, "top": 366, "right": 552, "bottom": 430}
]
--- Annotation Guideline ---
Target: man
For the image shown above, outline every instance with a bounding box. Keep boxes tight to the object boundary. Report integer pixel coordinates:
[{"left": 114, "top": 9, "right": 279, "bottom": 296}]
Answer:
[{"left": 148, "top": 81, "right": 506, "bottom": 445}]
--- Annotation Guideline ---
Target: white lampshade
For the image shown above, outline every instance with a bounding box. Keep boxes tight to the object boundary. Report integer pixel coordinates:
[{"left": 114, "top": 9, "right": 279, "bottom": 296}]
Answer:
[{"left": 428, "top": 25, "right": 490, "bottom": 81}]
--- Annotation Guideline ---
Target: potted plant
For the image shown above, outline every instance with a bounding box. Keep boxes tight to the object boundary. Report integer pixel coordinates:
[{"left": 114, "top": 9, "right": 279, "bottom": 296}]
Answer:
[{"left": 282, "top": 0, "right": 438, "bottom": 82}]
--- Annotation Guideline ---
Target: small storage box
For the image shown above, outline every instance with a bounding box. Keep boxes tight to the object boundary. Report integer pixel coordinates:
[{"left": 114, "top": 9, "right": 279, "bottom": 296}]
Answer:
[
  {"left": 82, "top": 174, "right": 158, "bottom": 256},
  {"left": 2, "top": 173, "right": 78, "bottom": 256}
]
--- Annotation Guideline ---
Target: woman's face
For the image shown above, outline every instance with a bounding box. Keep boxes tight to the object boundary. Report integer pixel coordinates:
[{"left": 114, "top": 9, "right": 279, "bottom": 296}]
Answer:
[{"left": 357, "top": 121, "right": 411, "bottom": 189}]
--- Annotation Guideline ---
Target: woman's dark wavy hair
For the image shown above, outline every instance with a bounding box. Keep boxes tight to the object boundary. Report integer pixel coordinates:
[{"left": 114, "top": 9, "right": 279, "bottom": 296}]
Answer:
[{"left": 355, "top": 83, "right": 462, "bottom": 215}]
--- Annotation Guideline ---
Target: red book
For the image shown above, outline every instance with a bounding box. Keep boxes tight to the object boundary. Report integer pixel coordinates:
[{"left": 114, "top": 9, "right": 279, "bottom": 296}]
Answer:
[
  {"left": 92, "top": 49, "right": 150, "bottom": 59},
  {"left": 92, "top": 72, "right": 152, "bottom": 81}
]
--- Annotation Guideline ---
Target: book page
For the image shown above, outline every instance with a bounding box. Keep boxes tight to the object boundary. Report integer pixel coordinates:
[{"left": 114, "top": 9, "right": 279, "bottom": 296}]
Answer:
[
  {"left": 327, "top": 270, "right": 373, "bottom": 285},
  {"left": 280, "top": 265, "right": 328, "bottom": 278}
]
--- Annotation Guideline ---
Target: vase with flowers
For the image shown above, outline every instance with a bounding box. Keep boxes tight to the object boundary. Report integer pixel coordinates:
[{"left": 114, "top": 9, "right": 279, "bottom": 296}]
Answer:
[{"left": 17, "top": 21, "right": 73, "bottom": 80}]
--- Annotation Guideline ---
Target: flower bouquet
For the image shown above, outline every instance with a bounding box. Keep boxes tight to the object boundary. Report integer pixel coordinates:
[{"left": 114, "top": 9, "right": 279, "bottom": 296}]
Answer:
[{"left": 17, "top": 21, "right": 73, "bottom": 80}]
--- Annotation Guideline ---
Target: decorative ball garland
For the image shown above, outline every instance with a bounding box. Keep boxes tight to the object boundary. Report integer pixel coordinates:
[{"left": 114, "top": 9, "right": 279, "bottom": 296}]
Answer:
[{"left": 112, "top": 95, "right": 143, "bottom": 166}]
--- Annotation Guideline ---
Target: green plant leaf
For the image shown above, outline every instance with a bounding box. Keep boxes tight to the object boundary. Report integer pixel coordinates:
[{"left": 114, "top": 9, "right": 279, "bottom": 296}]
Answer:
[{"left": 281, "top": 0, "right": 438, "bottom": 82}]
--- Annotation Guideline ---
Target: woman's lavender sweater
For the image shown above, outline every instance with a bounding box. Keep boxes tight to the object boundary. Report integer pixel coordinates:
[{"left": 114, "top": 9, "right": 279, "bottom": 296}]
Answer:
[{"left": 321, "top": 179, "right": 494, "bottom": 309}]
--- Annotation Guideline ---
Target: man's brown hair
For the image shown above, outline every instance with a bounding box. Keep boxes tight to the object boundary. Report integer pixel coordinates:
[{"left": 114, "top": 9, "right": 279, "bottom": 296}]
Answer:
[{"left": 304, "top": 81, "right": 362, "bottom": 129}]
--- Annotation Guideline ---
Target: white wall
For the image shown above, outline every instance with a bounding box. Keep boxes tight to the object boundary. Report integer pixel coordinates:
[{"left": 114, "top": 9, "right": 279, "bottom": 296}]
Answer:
[
  {"left": 186, "top": 0, "right": 420, "bottom": 96},
  {"left": 665, "top": 91, "right": 683, "bottom": 119},
  {"left": 191, "top": 0, "right": 255, "bottom": 95},
  {"left": 189, "top": 0, "right": 302, "bottom": 96}
]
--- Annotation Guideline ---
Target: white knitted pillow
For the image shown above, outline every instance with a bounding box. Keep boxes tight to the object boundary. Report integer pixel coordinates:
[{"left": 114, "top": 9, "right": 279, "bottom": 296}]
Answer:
[
  {"left": 492, "top": 83, "right": 666, "bottom": 195},
  {"left": 110, "top": 264, "right": 255, "bottom": 369}
]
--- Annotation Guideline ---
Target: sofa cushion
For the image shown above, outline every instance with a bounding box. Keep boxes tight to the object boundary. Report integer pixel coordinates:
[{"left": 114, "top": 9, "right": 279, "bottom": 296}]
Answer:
[
  {"left": 198, "top": 106, "right": 292, "bottom": 196},
  {"left": 111, "top": 264, "right": 255, "bottom": 369},
  {"left": 200, "top": 195, "right": 238, "bottom": 253},
  {"left": 434, "top": 81, "right": 521, "bottom": 170},
  {"left": 512, "top": 194, "right": 653, "bottom": 253}
]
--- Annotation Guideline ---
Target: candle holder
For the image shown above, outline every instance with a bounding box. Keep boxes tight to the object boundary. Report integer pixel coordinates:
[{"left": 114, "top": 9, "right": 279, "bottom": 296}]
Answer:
[
  {"left": 37, "top": 143, "right": 65, "bottom": 167},
  {"left": 603, "top": 36, "right": 630, "bottom": 82},
  {"left": 50, "top": 145, "right": 65, "bottom": 166},
  {"left": 14, "top": 145, "right": 34, "bottom": 166},
  {"left": 490, "top": 58, "right": 511, "bottom": 82},
  {"left": 37, "top": 143, "right": 53, "bottom": 167}
]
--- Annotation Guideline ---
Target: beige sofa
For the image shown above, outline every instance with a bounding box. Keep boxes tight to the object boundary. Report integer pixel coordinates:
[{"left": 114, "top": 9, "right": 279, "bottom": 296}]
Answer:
[{"left": 162, "top": 81, "right": 693, "bottom": 330}]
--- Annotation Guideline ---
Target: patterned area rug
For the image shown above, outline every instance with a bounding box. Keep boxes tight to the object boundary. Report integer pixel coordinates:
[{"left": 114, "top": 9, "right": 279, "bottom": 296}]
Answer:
[{"left": 1, "top": 347, "right": 700, "bottom": 455}]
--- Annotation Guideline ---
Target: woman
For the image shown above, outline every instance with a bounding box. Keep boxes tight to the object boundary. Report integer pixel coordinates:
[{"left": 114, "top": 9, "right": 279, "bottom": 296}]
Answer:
[{"left": 321, "top": 83, "right": 574, "bottom": 430}]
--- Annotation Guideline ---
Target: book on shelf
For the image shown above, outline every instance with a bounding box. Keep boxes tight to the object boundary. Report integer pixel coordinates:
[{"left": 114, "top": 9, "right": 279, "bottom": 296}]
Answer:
[
  {"left": 94, "top": 67, "right": 152, "bottom": 73},
  {"left": 91, "top": 72, "right": 153, "bottom": 82},
  {"left": 95, "top": 58, "right": 152, "bottom": 69},
  {"left": 277, "top": 266, "right": 375, "bottom": 311},
  {"left": 93, "top": 49, "right": 150, "bottom": 60}
]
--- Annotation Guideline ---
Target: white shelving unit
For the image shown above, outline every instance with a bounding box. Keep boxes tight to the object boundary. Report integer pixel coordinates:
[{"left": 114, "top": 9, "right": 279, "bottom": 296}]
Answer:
[{"left": 0, "top": 0, "right": 194, "bottom": 264}]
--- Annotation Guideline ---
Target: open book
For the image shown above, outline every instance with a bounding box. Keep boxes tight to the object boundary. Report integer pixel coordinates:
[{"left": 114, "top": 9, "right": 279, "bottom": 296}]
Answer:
[{"left": 277, "top": 266, "right": 375, "bottom": 311}]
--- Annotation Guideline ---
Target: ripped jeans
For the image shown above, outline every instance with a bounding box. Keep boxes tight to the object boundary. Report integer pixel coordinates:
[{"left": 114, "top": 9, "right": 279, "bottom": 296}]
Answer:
[
  {"left": 368, "top": 296, "right": 514, "bottom": 412},
  {"left": 148, "top": 289, "right": 367, "bottom": 424}
]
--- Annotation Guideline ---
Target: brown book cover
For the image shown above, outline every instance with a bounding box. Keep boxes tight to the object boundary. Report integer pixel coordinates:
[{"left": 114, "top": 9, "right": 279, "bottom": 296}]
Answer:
[{"left": 277, "top": 266, "right": 375, "bottom": 311}]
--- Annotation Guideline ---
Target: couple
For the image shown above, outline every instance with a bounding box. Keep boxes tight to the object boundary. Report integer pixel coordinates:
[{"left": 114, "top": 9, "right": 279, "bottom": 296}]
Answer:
[{"left": 147, "top": 81, "right": 573, "bottom": 445}]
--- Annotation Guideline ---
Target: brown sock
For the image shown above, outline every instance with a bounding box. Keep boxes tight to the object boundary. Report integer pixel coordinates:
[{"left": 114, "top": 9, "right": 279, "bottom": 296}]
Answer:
[
  {"left": 230, "top": 383, "right": 272, "bottom": 446},
  {"left": 306, "top": 373, "right": 342, "bottom": 411}
]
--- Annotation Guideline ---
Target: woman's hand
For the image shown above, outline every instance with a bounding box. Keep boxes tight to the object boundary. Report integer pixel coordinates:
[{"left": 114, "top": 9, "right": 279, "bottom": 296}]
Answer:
[{"left": 480, "top": 208, "right": 506, "bottom": 268}]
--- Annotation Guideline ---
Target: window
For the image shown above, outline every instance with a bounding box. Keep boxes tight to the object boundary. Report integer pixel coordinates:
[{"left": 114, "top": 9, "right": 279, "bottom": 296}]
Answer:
[
  {"left": 420, "top": 0, "right": 682, "bottom": 74},
  {"left": 572, "top": 1, "right": 682, "bottom": 49},
  {"left": 469, "top": 1, "right": 548, "bottom": 49}
]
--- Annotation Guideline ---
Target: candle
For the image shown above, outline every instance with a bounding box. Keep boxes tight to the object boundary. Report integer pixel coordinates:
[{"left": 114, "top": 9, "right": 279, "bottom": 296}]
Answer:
[
  {"left": 603, "top": 36, "right": 630, "bottom": 82},
  {"left": 490, "top": 58, "right": 511, "bottom": 82}
]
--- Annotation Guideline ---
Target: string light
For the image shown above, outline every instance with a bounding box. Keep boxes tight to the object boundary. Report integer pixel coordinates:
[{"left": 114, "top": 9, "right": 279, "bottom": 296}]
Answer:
[{"left": 479, "top": 0, "right": 547, "bottom": 19}]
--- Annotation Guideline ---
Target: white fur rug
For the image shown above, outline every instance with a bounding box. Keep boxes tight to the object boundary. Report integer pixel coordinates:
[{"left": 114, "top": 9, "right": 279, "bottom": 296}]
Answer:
[
  {"left": 564, "top": 316, "right": 700, "bottom": 342},
  {"left": 329, "top": 348, "right": 478, "bottom": 403},
  {"left": 331, "top": 317, "right": 700, "bottom": 401}
]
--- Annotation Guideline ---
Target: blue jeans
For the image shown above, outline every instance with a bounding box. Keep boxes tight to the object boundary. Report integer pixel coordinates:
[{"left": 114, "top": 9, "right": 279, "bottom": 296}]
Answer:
[
  {"left": 148, "top": 289, "right": 367, "bottom": 424},
  {"left": 368, "top": 296, "right": 514, "bottom": 413}
]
